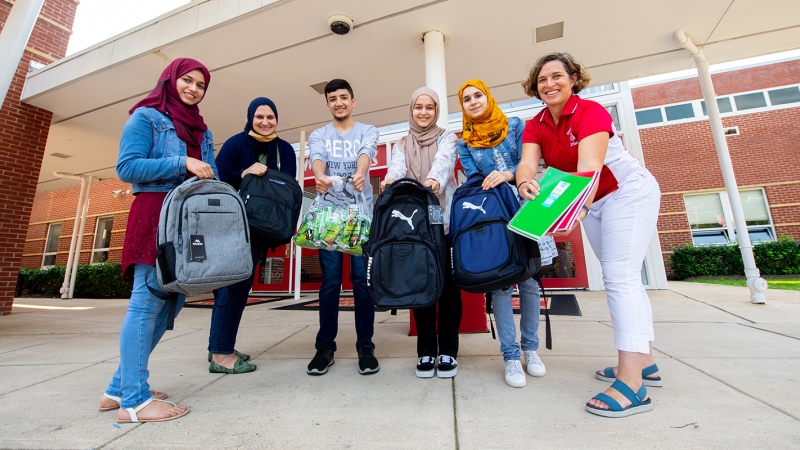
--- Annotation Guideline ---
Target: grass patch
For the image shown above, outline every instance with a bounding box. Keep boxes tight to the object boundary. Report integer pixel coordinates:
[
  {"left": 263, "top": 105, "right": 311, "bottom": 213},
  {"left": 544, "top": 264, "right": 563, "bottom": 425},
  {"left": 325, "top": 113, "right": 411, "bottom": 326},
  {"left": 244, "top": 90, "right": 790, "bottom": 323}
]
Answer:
[{"left": 687, "top": 276, "right": 800, "bottom": 291}]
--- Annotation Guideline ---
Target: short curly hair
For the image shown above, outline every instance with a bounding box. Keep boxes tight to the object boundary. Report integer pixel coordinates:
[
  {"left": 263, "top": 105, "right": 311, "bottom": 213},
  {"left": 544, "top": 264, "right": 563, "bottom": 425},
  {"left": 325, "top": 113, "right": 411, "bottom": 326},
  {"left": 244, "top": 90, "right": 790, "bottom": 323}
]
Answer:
[{"left": 521, "top": 52, "right": 591, "bottom": 99}]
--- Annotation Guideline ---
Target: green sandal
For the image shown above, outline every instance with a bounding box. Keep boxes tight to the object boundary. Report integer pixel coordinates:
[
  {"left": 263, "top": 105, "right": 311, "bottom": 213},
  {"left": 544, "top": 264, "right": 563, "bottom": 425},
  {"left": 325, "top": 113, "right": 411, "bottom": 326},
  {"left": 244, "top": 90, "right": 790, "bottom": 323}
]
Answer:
[
  {"left": 207, "top": 350, "right": 250, "bottom": 362},
  {"left": 209, "top": 358, "right": 257, "bottom": 374}
]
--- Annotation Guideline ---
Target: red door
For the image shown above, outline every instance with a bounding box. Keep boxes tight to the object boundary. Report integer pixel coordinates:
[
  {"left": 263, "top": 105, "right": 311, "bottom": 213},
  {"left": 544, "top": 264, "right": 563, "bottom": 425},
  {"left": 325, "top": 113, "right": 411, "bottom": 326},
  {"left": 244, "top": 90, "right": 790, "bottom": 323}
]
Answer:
[
  {"left": 538, "top": 228, "right": 589, "bottom": 289},
  {"left": 251, "top": 245, "right": 291, "bottom": 292}
]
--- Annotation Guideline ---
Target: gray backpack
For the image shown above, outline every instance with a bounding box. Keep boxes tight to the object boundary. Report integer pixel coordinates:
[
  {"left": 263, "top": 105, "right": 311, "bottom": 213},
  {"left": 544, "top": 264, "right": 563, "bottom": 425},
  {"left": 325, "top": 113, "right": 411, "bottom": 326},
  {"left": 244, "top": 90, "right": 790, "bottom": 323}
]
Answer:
[{"left": 154, "top": 177, "right": 253, "bottom": 301}]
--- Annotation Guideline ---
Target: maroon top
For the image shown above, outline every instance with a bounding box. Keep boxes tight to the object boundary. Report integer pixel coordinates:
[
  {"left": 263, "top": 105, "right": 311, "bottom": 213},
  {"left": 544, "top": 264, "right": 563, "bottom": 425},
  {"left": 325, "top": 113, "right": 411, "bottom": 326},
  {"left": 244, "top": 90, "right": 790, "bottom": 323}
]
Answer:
[{"left": 121, "top": 192, "right": 167, "bottom": 279}]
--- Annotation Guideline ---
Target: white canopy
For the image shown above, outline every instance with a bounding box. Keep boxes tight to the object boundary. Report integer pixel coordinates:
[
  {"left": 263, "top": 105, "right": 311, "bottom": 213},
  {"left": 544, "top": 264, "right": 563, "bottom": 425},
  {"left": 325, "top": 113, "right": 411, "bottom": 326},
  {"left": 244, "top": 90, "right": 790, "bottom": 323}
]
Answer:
[{"left": 21, "top": 0, "right": 800, "bottom": 191}]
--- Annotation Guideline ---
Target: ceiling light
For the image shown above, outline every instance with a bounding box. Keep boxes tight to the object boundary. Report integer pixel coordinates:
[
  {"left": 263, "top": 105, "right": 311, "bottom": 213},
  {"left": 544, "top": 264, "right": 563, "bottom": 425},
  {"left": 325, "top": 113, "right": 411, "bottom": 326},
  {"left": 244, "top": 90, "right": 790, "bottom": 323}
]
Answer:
[
  {"left": 534, "top": 22, "right": 564, "bottom": 44},
  {"left": 309, "top": 81, "right": 329, "bottom": 95},
  {"left": 50, "top": 152, "right": 72, "bottom": 159}
]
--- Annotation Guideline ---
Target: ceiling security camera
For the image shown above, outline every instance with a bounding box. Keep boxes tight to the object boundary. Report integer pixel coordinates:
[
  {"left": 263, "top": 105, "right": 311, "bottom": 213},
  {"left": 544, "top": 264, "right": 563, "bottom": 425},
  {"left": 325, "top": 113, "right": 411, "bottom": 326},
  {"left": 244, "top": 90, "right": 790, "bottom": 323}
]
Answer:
[{"left": 328, "top": 15, "right": 353, "bottom": 35}]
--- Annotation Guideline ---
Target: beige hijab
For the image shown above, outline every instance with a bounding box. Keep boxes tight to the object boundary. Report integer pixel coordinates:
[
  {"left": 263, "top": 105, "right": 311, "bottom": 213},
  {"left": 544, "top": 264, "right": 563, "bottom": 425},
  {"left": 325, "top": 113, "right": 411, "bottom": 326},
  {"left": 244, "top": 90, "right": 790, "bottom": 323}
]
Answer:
[{"left": 398, "top": 87, "right": 447, "bottom": 205}]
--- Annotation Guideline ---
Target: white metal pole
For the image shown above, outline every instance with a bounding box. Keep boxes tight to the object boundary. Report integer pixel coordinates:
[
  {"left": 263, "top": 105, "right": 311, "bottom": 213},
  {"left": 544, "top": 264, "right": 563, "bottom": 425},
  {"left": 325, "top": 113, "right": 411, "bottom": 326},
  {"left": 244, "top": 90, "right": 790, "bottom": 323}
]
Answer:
[
  {"left": 294, "top": 131, "right": 306, "bottom": 300},
  {"left": 61, "top": 177, "right": 86, "bottom": 298},
  {"left": 674, "top": 30, "right": 767, "bottom": 304},
  {"left": 423, "top": 30, "right": 449, "bottom": 130},
  {"left": 68, "top": 176, "right": 93, "bottom": 299},
  {"left": 0, "top": 0, "right": 46, "bottom": 108}
]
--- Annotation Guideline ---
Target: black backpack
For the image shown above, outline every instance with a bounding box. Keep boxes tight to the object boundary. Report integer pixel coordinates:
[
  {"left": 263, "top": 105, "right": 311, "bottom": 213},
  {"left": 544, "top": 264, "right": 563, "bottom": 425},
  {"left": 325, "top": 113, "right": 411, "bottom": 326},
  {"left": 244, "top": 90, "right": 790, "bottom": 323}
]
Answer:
[
  {"left": 449, "top": 173, "right": 541, "bottom": 293},
  {"left": 238, "top": 168, "right": 303, "bottom": 249},
  {"left": 364, "top": 178, "right": 448, "bottom": 310}
]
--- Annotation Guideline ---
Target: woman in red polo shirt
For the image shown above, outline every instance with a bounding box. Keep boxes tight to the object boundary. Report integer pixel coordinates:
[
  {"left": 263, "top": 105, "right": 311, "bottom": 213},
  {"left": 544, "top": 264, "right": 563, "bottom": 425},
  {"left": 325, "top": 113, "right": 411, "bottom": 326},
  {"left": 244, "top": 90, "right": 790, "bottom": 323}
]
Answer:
[{"left": 516, "top": 52, "right": 662, "bottom": 418}]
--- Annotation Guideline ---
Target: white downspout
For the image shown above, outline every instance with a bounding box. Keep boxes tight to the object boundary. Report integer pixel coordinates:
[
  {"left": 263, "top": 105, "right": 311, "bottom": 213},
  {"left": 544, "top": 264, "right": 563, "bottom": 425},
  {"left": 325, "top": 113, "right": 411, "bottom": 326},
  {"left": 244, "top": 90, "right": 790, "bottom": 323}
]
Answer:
[
  {"left": 0, "top": 0, "right": 46, "bottom": 108},
  {"left": 69, "top": 175, "right": 94, "bottom": 299},
  {"left": 293, "top": 131, "right": 306, "bottom": 300},
  {"left": 53, "top": 172, "right": 87, "bottom": 299},
  {"left": 674, "top": 30, "right": 768, "bottom": 304}
]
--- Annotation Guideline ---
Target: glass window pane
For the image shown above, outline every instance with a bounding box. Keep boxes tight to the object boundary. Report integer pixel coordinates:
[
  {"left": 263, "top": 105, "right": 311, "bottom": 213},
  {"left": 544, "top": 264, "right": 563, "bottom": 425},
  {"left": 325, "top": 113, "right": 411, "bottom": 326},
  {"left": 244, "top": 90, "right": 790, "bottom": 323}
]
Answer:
[
  {"left": 692, "top": 231, "right": 729, "bottom": 245},
  {"left": 91, "top": 251, "right": 109, "bottom": 264},
  {"left": 605, "top": 105, "right": 621, "bottom": 130},
  {"left": 684, "top": 194, "right": 726, "bottom": 229},
  {"left": 701, "top": 97, "right": 732, "bottom": 115},
  {"left": 768, "top": 87, "right": 800, "bottom": 105},
  {"left": 734, "top": 92, "right": 767, "bottom": 110},
  {"left": 43, "top": 254, "right": 57, "bottom": 266},
  {"left": 664, "top": 103, "right": 694, "bottom": 121},
  {"left": 635, "top": 109, "right": 663, "bottom": 125},
  {"left": 747, "top": 229, "right": 773, "bottom": 243},
  {"left": 45, "top": 223, "right": 62, "bottom": 253},
  {"left": 740, "top": 190, "right": 770, "bottom": 226},
  {"left": 93, "top": 217, "right": 114, "bottom": 250}
]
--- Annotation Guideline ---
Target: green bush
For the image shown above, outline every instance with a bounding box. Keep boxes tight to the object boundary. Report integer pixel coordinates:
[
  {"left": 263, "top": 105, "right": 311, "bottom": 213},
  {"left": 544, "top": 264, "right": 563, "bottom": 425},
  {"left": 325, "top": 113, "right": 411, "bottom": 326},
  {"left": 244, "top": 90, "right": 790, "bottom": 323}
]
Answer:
[
  {"left": 18, "top": 263, "right": 132, "bottom": 298},
  {"left": 670, "top": 239, "right": 800, "bottom": 280}
]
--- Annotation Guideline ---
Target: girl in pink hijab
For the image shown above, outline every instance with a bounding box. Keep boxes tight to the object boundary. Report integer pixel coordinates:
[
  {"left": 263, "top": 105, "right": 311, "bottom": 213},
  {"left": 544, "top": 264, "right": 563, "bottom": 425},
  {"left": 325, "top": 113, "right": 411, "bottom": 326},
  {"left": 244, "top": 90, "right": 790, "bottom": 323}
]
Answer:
[{"left": 383, "top": 87, "right": 462, "bottom": 378}]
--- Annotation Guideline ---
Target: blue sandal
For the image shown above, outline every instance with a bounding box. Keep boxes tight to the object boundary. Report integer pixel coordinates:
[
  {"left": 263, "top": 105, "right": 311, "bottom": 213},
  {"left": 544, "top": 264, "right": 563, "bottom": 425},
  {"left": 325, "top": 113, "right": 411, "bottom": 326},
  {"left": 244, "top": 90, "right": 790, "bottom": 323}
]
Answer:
[
  {"left": 596, "top": 363, "right": 662, "bottom": 387},
  {"left": 586, "top": 379, "right": 653, "bottom": 418}
]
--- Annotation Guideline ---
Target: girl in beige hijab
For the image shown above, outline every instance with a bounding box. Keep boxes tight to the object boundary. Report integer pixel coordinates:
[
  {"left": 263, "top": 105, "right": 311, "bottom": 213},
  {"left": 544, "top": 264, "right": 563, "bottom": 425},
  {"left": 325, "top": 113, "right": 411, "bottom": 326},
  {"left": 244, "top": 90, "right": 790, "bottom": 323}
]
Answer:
[{"left": 382, "top": 87, "right": 462, "bottom": 378}]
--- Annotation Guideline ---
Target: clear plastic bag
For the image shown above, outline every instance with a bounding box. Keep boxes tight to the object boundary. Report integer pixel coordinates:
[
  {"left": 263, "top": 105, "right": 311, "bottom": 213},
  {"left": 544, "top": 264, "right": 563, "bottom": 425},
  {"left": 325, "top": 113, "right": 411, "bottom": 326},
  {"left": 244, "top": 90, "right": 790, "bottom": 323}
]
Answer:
[{"left": 293, "top": 188, "right": 372, "bottom": 256}]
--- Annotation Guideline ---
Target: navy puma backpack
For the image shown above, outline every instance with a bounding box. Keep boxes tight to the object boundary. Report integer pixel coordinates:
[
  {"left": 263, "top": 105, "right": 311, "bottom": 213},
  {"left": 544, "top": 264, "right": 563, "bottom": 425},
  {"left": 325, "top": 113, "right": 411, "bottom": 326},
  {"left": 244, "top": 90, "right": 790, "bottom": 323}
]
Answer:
[
  {"left": 364, "top": 178, "right": 448, "bottom": 309},
  {"left": 449, "top": 173, "right": 540, "bottom": 293}
]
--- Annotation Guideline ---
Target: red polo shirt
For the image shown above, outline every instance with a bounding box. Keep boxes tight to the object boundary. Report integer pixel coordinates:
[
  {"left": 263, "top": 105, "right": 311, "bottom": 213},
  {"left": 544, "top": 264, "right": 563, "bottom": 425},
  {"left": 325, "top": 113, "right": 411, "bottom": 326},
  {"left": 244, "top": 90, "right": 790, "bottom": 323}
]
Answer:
[{"left": 522, "top": 95, "right": 639, "bottom": 201}]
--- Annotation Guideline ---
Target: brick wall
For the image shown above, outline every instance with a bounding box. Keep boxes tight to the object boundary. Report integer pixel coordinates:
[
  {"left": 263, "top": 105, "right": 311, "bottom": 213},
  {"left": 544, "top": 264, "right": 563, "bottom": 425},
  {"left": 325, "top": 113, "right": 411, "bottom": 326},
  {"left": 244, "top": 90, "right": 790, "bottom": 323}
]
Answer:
[
  {"left": 22, "top": 179, "right": 133, "bottom": 269},
  {"left": 0, "top": 0, "right": 78, "bottom": 315},
  {"left": 639, "top": 107, "right": 800, "bottom": 277},
  {"left": 631, "top": 59, "right": 800, "bottom": 109}
]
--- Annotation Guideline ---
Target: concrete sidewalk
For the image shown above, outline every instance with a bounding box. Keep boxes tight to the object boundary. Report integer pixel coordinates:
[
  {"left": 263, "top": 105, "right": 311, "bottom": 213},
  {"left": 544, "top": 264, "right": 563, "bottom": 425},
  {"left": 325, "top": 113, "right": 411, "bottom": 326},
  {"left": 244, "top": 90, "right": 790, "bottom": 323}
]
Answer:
[{"left": 1, "top": 282, "right": 799, "bottom": 449}]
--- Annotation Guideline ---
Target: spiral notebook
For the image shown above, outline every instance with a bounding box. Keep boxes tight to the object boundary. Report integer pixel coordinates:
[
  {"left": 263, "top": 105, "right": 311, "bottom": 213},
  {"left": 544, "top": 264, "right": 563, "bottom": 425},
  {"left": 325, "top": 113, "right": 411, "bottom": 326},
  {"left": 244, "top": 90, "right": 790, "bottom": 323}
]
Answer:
[{"left": 507, "top": 168, "right": 599, "bottom": 241}]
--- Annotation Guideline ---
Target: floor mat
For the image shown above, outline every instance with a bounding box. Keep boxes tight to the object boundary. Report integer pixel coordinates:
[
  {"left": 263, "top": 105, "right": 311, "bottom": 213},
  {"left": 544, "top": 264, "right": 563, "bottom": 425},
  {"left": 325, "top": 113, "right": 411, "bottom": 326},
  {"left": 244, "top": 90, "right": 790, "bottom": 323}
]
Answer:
[
  {"left": 272, "top": 296, "right": 391, "bottom": 312},
  {"left": 512, "top": 294, "right": 582, "bottom": 316},
  {"left": 184, "top": 295, "right": 294, "bottom": 308}
]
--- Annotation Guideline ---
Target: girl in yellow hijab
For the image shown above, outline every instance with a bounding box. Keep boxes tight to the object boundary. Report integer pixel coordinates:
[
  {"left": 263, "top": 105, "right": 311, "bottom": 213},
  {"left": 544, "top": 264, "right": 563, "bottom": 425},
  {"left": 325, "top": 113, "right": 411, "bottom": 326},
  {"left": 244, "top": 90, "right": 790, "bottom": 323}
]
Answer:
[{"left": 456, "top": 79, "right": 548, "bottom": 389}]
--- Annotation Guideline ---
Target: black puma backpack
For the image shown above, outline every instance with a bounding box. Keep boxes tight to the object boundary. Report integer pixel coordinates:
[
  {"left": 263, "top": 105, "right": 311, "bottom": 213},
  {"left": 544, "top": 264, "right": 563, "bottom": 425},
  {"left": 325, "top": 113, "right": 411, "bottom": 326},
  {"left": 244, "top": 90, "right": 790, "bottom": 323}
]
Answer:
[
  {"left": 364, "top": 178, "right": 448, "bottom": 309},
  {"left": 238, "top": 167, "right": 303, "bottom": 249}
]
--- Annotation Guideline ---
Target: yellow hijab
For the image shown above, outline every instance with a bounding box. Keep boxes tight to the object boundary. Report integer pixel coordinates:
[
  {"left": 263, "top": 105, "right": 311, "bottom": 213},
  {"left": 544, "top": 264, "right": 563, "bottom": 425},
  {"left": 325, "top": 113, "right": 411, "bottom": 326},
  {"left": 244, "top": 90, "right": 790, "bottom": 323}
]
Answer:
[{"left": 458, "top": 80, "right": 508, "bottom": 148}]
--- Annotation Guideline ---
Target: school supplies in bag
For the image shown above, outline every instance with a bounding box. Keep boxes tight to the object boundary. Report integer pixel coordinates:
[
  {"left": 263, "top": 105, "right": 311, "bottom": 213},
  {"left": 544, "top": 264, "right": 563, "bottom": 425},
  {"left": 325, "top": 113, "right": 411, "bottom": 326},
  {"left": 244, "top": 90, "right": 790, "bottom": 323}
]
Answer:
[
  {"left": 294, "top": 178, "right": 372, "bottom": 255},
  {"left": 449, "top": 173, "right": 541, "bottom": 293},
  {"left": 239, "top": 168, "right": 303, "bottom": 249},
  {"left": 364, "top": 178, "right": 448, "bottom": 310}
]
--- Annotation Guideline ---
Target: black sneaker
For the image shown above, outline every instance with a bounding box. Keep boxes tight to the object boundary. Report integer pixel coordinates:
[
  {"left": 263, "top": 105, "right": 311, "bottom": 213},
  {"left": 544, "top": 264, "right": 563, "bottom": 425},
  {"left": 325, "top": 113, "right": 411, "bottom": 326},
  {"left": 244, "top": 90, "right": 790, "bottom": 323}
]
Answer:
[
  {"left": 357, "top": 348, "right": 379, "bottom": 375},
  {"left": 307, "top": 346, "right": 334, "bottom": 375},
  {"left": 437, "top": 355, "right": 458, "bottom": 378},
  {"left": 415, "top": 356, "right": 436, "bottom": 378}
]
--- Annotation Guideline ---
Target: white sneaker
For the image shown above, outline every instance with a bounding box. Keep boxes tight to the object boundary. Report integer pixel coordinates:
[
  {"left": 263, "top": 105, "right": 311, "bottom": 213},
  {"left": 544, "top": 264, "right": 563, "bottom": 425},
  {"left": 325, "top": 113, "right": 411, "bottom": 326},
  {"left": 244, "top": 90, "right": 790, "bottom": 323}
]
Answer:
[
  {"left": 524, "top": 350, "right": 546, "bottom": 377},
  {"left": 505, "top": 360, "right": 526, "bottom": 388}
]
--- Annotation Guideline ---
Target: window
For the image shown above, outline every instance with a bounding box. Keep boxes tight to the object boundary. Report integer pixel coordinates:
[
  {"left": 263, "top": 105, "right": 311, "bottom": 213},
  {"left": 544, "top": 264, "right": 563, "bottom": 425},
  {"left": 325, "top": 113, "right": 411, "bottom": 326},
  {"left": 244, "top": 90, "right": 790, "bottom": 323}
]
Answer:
[
  {"left": 605, "top": 105, "right": 621, "bottom": 131},
  {"left": 733, "top": 92, "right": 767, "bottom": 111},
  {"left": 767, "top": 87, "right": 800, "bottom": 106},
  {"left": 701, "top": 97, "right": 733, "bottom": 115},
  {"left": 683, "top": 189, "right": 775, "bottom": 246},
  {"left": 635, "top": 108, "right": 663, "bottom": 125},
  {"left": 664, "top": 103, "right": 695, "bottom": 121},
  {"left": 42, "top": 223, "right": 62, "bottom": 267},
  {"left": 91, "top": 216, "right": 114, "bottom": 264}
]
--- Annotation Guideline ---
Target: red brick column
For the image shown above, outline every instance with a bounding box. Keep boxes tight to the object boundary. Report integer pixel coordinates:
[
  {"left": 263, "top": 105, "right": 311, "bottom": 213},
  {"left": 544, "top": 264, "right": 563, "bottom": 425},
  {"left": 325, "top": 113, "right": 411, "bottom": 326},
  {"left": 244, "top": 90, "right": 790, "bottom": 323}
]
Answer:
[{"left": 0, "top": 0, "right": 78, "bottom": 315}]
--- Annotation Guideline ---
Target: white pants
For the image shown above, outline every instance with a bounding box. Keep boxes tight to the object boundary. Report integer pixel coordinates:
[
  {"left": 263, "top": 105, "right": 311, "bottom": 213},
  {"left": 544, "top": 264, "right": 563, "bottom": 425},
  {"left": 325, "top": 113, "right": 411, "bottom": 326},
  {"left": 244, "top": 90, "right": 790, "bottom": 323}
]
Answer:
[{"left": 583, "top": 169, "right": 660, "bottom": 354}]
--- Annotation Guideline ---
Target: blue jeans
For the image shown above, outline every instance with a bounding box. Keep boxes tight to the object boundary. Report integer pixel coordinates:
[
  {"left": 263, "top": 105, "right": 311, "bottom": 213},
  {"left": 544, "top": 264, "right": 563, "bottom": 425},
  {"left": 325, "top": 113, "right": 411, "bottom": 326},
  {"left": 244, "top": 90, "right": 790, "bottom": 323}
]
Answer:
[
  {"left": 106, "top": 264, "right": 185, "bottom": 408},
  {"left": 208, "top": 241, "right": 264, "bottom": 354},
  {"left": 315, "top": 249, "right": 374, "bottom": 352},
  {"left": 491, "top": 277, "right": 540, "bottom": 361}
]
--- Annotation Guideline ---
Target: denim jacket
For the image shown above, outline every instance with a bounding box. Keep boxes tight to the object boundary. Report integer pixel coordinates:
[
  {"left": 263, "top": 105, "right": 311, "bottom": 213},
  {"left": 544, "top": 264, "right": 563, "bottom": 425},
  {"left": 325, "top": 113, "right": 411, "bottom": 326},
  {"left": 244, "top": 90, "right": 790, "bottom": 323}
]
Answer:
[
  {"left": 117, "top": 107, "right": 217, "bottom": 194},
  {"left": 457, "top": 116, "right": 524, "bottom": 178}
]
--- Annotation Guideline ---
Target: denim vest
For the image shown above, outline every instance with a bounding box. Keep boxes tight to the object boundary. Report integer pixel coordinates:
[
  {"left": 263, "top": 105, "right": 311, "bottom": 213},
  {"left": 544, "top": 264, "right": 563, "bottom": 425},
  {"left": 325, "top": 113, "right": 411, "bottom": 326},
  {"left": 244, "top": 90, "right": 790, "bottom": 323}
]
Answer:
[
  {"left": 457, "top": 116, "right": 524, "bottom": 178},
  {"left": 117, "top": 107, "right": 218, "bottom": 194}
]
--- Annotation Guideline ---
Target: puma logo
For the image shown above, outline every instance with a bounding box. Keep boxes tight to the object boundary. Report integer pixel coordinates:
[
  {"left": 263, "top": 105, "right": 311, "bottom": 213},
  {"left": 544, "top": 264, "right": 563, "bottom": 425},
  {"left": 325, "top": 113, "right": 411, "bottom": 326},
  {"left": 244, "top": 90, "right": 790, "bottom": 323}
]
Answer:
[
  {"left": 392, "top": 209, "right": 418, "bottom": 230},
  {"left": 462, "top": 198, "right": 487, "bottom": 214}
]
